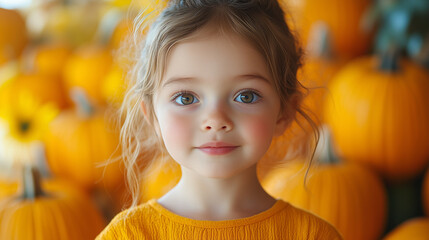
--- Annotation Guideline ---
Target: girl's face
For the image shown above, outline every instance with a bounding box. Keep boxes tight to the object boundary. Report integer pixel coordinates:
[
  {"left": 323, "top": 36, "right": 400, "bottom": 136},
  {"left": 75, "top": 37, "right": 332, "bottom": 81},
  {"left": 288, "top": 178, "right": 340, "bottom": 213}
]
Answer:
[{"left": 152, "top": 28, "right": 289, "bottom": 179}]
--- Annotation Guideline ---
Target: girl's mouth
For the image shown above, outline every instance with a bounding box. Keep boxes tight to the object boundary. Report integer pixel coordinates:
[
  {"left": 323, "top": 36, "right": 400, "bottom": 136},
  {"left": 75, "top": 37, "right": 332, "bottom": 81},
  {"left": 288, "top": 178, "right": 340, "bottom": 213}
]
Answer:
[{"left": 196, "top": 142, "right": 239, "bottom": 155}]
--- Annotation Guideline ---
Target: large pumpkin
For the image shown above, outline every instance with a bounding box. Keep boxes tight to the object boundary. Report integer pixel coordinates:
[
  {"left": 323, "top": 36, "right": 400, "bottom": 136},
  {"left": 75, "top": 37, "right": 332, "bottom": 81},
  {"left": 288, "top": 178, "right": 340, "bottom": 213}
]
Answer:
[
  {"left": 261, "top": 130, "right": 387, "bottom": 240},
  {"left": 324, "top": 55, "right": 429, "bottom": 181},
  {"left": 383, "top": 217, "right": 429, "bottom": 240},
  {"left": 44, "top": 89, "right": 122, "bottom": 190},
  {"left": 0, "top": 8, "right": 28, "bottom": 65},
  {"left": 287, "top": 0, "right": 373, "bottom": 60},
  {"left": 0, "top": 166, "right": 105, "bottom": 240}
]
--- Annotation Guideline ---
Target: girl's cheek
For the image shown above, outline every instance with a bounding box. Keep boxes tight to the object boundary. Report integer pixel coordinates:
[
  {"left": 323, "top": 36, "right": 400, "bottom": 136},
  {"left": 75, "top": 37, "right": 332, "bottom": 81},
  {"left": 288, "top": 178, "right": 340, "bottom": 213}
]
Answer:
[
  {"left": 242, "top": 115, "right": 276, "bottom": 147},
  {"left": 159, "top": 111, "right": 194, "bottom": 148}
]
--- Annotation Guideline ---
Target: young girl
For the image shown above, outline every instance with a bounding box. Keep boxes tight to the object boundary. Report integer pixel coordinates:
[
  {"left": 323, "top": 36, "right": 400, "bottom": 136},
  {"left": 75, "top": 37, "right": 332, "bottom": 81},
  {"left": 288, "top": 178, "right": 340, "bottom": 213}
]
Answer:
[{"left": 97, "top": 0, "right": 343, "bottom": 239}]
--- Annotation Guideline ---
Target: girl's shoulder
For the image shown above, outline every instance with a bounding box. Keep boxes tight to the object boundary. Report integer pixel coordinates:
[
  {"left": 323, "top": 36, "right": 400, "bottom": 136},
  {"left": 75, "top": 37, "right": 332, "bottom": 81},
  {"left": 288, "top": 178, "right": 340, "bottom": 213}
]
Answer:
[
  {"left": 95, "top": 199, "right": 343, "bottom": 240},
  {"left": 95, "top": 200, "right": 160, "bottom": 240},
  {"left": 280, "top": 200, "right": 344, "bottom": 239}
]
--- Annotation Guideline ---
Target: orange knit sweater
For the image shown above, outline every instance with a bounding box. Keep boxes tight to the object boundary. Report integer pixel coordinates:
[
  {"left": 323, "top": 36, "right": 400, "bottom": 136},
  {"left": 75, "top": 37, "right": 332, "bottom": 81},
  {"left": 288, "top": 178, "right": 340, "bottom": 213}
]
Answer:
[{"left": 96, "top": 199, "right": 343, "bottom": 239}]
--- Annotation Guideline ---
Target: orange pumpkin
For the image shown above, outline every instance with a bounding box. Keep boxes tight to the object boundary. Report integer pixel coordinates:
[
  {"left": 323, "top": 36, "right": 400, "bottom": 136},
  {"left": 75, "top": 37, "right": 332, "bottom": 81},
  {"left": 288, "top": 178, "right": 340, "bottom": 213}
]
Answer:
[
  {"left": 383, "top": 217, "right": 429, "bottom": 240},
  {"left": 1, "top": 72, "right": 70, "bottom": 111},
  {"left": 41, "top": 3, "right": 100, "bottom": 47},
  {"left": 262, "top": 131, "right": 387, "bottom": 240},
  {"left": 423, "top": 168, "right": 429, "bottom": 216},
  {"left": 44, "top": 89, "right": 123, "bottom": 190},
  {"left": 288, "top": 0, "right": 373, "bottom": 60},
  {"left": 25, "top": 42, "right": 73, "bottom": 78},
  {"left": 324, "top": 55, "right": 429, "bottom": 180},
  {"left": 63, "top": 45, "right": 113, "bottom": 105},
  {"left": 0, "top": 166, "right": 105, "bottom": 240},
  {"left": 0, "top": 8, "right": 28, "bottom": 65}
]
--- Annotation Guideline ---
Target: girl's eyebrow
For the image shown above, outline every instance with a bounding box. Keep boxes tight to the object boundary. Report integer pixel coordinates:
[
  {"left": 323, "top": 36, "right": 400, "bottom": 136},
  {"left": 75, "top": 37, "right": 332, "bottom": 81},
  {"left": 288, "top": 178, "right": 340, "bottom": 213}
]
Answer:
[
  {"left": 234, "top": 74, "right": 270, "bottom": 84},
  {"left": 163, "top": 74, "right": 270, "bottom": 87},
  {"left": 163, "top": 77, "right": 196, "bottom": 87}
]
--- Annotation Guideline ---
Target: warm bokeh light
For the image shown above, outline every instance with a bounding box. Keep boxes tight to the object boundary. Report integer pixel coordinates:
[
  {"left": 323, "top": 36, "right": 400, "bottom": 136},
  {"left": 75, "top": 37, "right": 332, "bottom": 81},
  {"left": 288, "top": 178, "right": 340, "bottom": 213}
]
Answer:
[
  {"left": 1, "top": 0, "right": 429, "bottom": 239},
  {"left": 0, "top": 0, "right": 31, "bottom": 9}
]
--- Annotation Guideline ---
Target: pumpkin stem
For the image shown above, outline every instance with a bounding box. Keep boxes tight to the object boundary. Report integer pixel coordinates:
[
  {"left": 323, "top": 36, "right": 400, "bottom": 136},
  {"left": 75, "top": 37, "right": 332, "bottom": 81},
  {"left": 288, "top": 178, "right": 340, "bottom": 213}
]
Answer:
[
  {"left": 35, "top": 142, "right": 52, "bottom": 178},
  {"left": 70, "top": 87, "right": 95, "bottom": 117},
  {"left": 306, "top": 21, "right": 333, "bottom": 59},
  {"left": 20, "top": 165, "right": 45, "bottom": 200},
  {"left": 97, "top": 8, "right": 125, "bottom": 45},
  {"left": 379, "top": 48, "right": 401, "bottom": 72},
  {"left": 315, "top": 125, "right": 340, "bottom": 164}
]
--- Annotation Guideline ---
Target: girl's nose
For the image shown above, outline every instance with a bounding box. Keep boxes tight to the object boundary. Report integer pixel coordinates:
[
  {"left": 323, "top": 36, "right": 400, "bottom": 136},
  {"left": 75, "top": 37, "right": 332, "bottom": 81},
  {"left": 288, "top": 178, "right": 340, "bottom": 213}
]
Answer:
[{"left": 200, "top": 107, "right": 233, "bottom": 132}]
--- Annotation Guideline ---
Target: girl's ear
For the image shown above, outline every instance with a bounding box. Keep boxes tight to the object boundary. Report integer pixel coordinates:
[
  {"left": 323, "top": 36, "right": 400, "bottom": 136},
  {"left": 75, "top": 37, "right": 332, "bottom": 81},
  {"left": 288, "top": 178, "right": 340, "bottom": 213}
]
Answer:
[
  {"left": 140, "top": 101, "right": 163, "bottom": 138},
  {"left": 274, "top": 93, "right": 300, "bottom": 136},
  {"left": 140, "top": 101, "right": 155, "bottom": 126},
  {"left": 140, "top": 101, "right": 149, "bottom": 118},
  {"left": 274, "top": 114, "right": 292, "bottom": 137}
]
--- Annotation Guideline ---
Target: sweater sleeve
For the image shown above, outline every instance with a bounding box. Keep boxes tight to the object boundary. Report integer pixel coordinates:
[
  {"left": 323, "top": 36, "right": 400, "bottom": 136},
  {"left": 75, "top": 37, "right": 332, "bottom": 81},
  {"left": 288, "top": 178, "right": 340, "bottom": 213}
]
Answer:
[
  {"left": 95, "top": 210, "right": 130, "bottom": 240},
  {"left": 95, "top": 207, "right": 153, "bottom": 240}
]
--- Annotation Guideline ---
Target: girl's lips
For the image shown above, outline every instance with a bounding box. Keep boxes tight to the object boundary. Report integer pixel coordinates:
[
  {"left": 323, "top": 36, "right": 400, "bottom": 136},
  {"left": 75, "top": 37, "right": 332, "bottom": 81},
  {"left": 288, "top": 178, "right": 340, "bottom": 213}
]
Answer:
[
  {"left": 197, "top": 146, "right": 239, "bottom": 155},
  {"left": 196, "top": 142, "right": 239, "bottom": 155}
]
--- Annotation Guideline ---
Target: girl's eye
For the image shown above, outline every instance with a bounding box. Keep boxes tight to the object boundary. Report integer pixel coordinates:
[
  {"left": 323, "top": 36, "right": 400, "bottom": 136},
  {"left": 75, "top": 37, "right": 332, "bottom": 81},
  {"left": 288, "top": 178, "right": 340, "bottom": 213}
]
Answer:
[
  {"left": 174, "top": 93, "right": 199, "bottom": 105},
  {"left": 234, "top": 91, "right": 260, "bottom": 104}
]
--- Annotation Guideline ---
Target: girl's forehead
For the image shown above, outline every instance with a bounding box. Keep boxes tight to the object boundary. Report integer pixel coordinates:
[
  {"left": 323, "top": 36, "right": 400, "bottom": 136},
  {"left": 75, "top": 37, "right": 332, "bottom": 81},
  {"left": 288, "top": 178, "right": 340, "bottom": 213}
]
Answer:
[
  {"left": 161, "top": 26, "right": 272, "bottom": 84},
  {"left": 183, "top": 20, "right": 261, "bottom": 51}
]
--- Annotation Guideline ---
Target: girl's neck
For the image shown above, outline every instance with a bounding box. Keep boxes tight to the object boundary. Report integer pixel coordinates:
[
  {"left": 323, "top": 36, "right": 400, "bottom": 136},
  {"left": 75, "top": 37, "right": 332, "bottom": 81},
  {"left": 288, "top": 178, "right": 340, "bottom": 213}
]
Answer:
[{"left": 156, "top": 164, "right": 277, "bottom": 221}]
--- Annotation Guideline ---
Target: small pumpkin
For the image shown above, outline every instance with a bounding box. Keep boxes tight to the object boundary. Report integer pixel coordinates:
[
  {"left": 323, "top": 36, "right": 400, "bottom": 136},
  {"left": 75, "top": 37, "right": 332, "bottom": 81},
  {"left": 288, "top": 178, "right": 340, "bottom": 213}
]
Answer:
[
  {"left": 0, "top": 8, "right": 28, "bottom": 65},
  {"left": 289, "top": 0, "right": 373, "bottom": 60},
  {"left": 24, "top": 42, "right": 72, "bottom": 78},
  {"left": 261, "top": 127, "right": 387, "bottom": 240},
  {"left": 0, "top": 166, "right": 105, "bottom": 240},
  {"left": 324, "top": 52, "right": 429, "bottom": 181},
  {"left": 383, "top": 217, "right": 429, "bottom": 240},
  {"left": 44, "top": 89, "right": 123, "bottom": 190},
  {"left": 1, "top": 72, "right": 70, "bottom": 111},
  {"left": 41, "top": 3, "right": 100, "bottom": 46},
  {"left": 63, "top": 45, "right": 113, "bottom": 105}
]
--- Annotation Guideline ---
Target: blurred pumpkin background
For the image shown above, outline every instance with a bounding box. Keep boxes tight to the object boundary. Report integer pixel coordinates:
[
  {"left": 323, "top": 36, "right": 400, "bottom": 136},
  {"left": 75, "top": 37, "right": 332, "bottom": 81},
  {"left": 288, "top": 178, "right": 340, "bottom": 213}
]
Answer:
[{"left": 0, "top": 0, "right": 429, "bottom": 239}]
